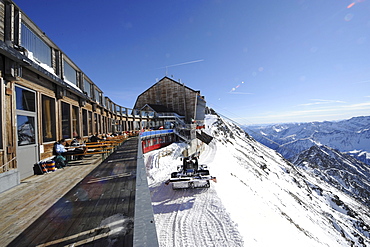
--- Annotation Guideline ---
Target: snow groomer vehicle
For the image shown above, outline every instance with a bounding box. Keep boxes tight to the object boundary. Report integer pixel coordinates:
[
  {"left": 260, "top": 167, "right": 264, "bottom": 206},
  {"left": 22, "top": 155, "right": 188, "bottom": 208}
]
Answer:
[{"left": 165, "top": 156, "right": 217, "bottom": 189}]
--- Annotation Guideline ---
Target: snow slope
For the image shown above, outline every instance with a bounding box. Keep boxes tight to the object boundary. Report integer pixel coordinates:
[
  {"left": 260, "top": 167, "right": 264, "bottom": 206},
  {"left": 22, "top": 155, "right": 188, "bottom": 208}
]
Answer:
[
  {"left": 145, "top": 114, "right": 370, "bottom": 247},
  {"left": 145, "top": 143, "right": 244, "bottom": 247}
]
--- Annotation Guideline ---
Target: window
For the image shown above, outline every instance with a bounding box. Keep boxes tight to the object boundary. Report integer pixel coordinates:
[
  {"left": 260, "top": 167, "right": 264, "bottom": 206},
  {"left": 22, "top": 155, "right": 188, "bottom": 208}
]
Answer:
[
  {"left": 94, "top": 88, "right": 101, "bottom": 103},
  {"left": 21, "top": 23, "right": 51, "bottom": 67},
  {"left": 63, "top": 60, "right": 77, "bottom": 85},
  {"left": 117, "top": 120, "right": 123, "bottom": 132},
  {"left": 72, "top": 106, "right": 79, "bottom": 137},
  {"left": 42, "top": 95, "right": 56, "bottom": 142},
  {"left": 116, "top": 105, "right": 121, "bottom": 115},
  {"left": 15, "top": 86, "right": 37, "bottom": 146},
  {"left": 61, "top": 102, "right": 71, "bottom": 139},
  {"left": 88, "top": 111, "right": 93, "bottom": 135},
  {"left": 103, "top": 116, "right": 107, "bottom": 133},
  {"left": 17, "top": 115, "right": 36, "bottom": 146},
  {"left": 16, "top": 86, "right": 36, "bottom": 112},
  {"left": 102, "top": 94, "right": 106, "bottom": 107},
  {"left": 84, "top": 79, "right": 91, "bottom": 97},
  {"left": 82, "top": 109, "right": 88, "bottom": 136},
  {"left": 94, "top": 113, "right": 100, "bottom": 134},
  {"left": 108, "top": 118, "right": 112, "bottom": 133}
]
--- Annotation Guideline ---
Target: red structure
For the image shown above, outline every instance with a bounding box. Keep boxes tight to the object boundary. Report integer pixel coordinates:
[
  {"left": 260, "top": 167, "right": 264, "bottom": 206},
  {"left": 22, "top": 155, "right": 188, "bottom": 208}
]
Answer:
[{"left": 140, "top": 130, "right": 175, "bottom": 153}]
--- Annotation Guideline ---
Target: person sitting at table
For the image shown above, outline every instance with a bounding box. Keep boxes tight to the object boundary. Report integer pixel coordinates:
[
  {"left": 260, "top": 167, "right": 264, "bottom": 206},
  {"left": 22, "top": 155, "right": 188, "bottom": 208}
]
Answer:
[
  {"left": 54, "top": 138, "right": 86, "bottom": 158},
  {"left": 89, "top": 133, "right": 102, "bottom": 143},
  {"left": 71, "top": 135, "right": 82, "bottom": 145},
  {"left": 70, "top": 136, "right": 86, "bottom": 159}
]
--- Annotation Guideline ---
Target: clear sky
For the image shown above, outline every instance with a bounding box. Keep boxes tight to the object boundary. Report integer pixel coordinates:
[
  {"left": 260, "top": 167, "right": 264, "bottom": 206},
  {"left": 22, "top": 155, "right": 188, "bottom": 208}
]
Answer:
[{"left": 14, "top": 0, "right": 370, "bottom": 125}]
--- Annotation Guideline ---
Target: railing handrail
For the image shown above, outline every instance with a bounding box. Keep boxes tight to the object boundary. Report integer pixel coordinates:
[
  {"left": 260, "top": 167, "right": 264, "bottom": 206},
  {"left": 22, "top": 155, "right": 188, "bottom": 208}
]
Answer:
[
  {"left": 140, "top": 129, "right": 174, "bottom": 137},
  {"left": 1, "top": 157, "right": 17, "bottom": 173}
]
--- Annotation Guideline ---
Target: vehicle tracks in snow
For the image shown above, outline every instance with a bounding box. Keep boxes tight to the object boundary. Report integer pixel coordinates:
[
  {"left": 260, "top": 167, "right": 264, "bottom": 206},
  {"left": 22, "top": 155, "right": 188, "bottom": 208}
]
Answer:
[{"left": 150, "top": 181, "right": 243, "bottom": 247}]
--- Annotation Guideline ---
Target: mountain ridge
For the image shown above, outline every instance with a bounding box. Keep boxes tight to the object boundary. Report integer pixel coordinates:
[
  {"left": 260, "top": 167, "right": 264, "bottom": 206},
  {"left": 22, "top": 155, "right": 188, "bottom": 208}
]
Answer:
[
  {"left": 245, "top": 115, "right": 370, "bottom": 165},
  {"left": 292, "top": 144, "right": 370, "bottom": 208}
]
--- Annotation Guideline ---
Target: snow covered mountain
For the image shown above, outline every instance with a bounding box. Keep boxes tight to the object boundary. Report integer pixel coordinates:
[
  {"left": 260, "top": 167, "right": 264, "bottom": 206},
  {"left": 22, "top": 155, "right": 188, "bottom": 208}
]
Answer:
[
  {"left": 245, "top": 116, "right": 370, "bottom": 165},
  {"left": 292, "top": 145, "right": 370, "bottom": 208},
  {"left": 144, "top": 114, "right": 370, "bottom": 246}
]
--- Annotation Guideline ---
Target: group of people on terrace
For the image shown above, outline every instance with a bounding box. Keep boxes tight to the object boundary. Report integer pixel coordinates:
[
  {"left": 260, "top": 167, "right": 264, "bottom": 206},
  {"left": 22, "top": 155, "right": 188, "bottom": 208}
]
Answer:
[
  {"left": 53, "top": 136, "right": 87, "bottom": 160},
  {"left": 53, "top": 132, "right": 130, "bottom": 160}
]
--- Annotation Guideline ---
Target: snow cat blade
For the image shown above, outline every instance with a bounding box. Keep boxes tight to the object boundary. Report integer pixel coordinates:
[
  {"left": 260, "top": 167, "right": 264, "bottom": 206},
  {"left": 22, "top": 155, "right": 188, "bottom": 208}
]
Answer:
[
  {"left": 172, "top": 180, "right": 210, "bottom": 190},
  {"left": 166, "top": 176, "right": 216, "bottom": 189},
  {"left": 172, "top": 181, "right": 194, "bottom": 190}
]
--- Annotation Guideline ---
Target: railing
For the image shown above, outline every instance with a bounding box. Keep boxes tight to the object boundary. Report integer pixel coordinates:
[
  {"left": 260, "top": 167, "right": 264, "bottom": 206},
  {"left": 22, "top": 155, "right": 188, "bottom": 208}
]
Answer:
[
  {"left": 134, "top": 138, "right": 159, "bottom": 247},
  {"left": 156, "top": 112, "right": 185, "bottom": 118},
  {"left": 0, "top": 157, "right": 17, "bottom": 173},
  {"left": 173, "top": 128, "right": 190, "bottom": 141},
  {"left": 140, "top": 129, "right": 174, "bottom": 138}
]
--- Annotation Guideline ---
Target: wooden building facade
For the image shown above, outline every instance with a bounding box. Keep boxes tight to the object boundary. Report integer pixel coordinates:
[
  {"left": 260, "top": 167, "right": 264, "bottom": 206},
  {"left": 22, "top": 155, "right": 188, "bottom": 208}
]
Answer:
[
  {"left": 134, "top": 76, "right": 206, "bottom": 125},
  {"left": 0, "top": 0, "right": 155, "bottom": 192}
]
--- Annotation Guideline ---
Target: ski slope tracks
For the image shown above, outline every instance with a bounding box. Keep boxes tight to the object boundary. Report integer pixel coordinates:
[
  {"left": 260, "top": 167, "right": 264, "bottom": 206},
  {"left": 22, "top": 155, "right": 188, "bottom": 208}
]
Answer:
[{"left": 144, "top": 114, "right": 370, "bottom": 247}]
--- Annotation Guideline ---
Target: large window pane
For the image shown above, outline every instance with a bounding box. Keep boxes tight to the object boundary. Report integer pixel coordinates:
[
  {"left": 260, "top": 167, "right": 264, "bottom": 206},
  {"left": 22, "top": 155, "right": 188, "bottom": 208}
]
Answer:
[
  {"left": 88, "top": 111, "right": 93, "bottom": 135},
  {"left": 94, "top": 88, "right": 100, "bottom": 103},
  {"left": 42, "top": 95, "right": 56, "bottom": 142},
  {"left": 15, "top": 86, "right": 36, "bottom": 112},
  {"left": 17, "top": 115, "right": 36, "bottom": 146},
  {"left": 102, "top": 94, "right": 105, "bottom": 107},
  {"left": 21, "top": 23, "right": 51, "bottom": 67},
  {"left": 61, "top": 102, "right": 71, "bottom": 139},
  {"left": 103, "top": 116, "right": 107, "bottom": 133},
  {"left": 94, "top": 113, "right": 99, "bottom": 134},
  {"left": 72, "top": 106, "right": 79, "bottom": 138},
  {"left": 63, "top": 60, "right": 77, "bottom": 85},
  {"left": 84, "top": 79, "right": 91, "bottom": 97},
  {"left": 82, "top": 109, "right": 88, "bottom": 136}
]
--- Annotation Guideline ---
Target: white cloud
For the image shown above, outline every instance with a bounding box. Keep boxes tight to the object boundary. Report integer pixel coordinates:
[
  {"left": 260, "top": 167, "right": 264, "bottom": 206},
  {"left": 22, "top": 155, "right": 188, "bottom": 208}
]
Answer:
[
  {"left": 228, "top": 92, "right": 253, "bottom": 95},
  {"left": 241, "top": 101, "right": 370, "bottom": 124},
  {"left": 297, "top": 99, "right": 346, "bottom": 107}
]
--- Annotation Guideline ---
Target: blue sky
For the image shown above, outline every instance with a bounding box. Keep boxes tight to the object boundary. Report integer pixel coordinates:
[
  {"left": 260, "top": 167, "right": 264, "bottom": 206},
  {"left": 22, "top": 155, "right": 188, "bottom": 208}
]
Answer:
[{"left": 14, "top": 0, "right": 370, "bottom": 125}]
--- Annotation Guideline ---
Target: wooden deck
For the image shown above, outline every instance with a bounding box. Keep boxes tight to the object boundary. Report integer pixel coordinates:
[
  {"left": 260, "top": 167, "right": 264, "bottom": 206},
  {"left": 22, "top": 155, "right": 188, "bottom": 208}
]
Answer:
[{"left": 2, "top": 137, "right": 139, "bottom": 247}]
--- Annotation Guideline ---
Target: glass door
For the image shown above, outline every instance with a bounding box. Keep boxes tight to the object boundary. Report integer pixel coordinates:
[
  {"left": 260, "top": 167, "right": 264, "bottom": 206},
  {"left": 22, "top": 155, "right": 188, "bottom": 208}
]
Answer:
[{"left": 15, "top": 85, "right": 38, "bottom": 179}]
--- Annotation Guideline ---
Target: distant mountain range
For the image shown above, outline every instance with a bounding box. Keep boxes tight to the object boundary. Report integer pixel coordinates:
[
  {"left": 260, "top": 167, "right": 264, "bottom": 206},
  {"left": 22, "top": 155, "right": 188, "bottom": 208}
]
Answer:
[
  {"left": 292, "top": 145, "right": 370, "bottom": 208},
  {"left": 244, "top": 115, "right": 370, "bottom": 210},
  {"left": 244, "top": 116, "right": 370, "bottom": 165}
]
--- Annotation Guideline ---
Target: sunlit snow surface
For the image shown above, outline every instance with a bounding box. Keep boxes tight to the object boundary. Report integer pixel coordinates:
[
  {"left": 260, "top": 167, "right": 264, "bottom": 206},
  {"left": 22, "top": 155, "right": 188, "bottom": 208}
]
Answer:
[{"left": 144, "top": 114, "right": 370, "bottom": 247}]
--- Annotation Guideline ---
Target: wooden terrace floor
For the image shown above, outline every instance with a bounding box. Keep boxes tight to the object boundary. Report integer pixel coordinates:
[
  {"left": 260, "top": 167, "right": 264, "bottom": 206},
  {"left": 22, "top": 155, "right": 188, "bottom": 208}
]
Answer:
[{"left": 2, "top": 137, "right": 139, "bottom": 247}]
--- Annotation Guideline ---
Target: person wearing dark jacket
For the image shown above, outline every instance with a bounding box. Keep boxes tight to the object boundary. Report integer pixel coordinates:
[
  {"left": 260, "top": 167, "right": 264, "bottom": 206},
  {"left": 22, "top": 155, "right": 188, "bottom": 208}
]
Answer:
[{"left": 89, "top": 134, "right": 102, "bottom": 143}]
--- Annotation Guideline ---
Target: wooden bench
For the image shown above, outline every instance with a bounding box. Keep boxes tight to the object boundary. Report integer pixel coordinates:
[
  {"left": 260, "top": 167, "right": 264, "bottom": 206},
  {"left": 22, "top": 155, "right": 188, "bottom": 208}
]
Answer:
[
  {"left": 85, "top": 143, "right": 116, "bottom": 159},
  {"left": 88, "top": 138, "right": 126, "bottom": 151},
  {"left": 64, "top": 144, "right": 110, "bottom": 160},
  {"left": 68, "top": 137, "right": 128, "bottom": 160}
]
